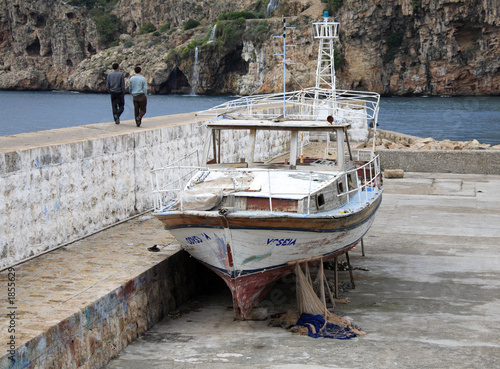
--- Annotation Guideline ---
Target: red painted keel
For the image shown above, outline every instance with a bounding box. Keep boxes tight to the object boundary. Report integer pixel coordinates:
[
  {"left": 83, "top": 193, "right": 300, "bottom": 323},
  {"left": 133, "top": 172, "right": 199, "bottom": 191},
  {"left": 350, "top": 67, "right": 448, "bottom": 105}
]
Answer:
[{"left": 205, "top": 243, "right": 358, "bottom": 320}]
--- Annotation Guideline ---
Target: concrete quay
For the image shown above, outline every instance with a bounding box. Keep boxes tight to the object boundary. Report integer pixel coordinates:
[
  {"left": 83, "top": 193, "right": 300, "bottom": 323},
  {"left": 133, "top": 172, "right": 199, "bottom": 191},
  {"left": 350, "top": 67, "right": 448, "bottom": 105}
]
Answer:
[
  {"left": 1, "top": 114, "right": 500, "bottom": 368},
  {"left": 1, "top": 171, "right": 498, "bottom": 368},
  {"left": 104, "top": 172, "right": 500, "bottom": 369}
]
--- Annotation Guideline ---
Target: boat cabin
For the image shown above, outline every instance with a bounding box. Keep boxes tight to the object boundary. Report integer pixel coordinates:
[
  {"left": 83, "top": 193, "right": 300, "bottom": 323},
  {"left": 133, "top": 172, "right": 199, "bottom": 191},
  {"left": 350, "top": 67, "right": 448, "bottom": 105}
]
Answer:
[
  {"left": 192, "top": 119, "right": 367, "bottom": 215},
  {"left": 202, "top": 119, "right": 354, "bottom": 172}
]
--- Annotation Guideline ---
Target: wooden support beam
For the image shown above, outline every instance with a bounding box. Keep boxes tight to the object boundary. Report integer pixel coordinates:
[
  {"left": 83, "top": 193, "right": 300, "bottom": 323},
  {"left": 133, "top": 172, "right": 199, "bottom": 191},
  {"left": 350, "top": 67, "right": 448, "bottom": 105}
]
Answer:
[
  {"left": 334, "top": 256, "right": 338, "bottom": 298},
  {"left": 345, "top": 252, "right": 355, "bottom": 289}
]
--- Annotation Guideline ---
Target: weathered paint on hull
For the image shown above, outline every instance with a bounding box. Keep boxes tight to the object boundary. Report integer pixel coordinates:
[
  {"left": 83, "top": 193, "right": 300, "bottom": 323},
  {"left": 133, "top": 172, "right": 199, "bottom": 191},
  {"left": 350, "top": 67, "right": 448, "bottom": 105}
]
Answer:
[
  {"left": 156, "top": 194, "right": 382, "bottom": 319},
  {"left": 205, "top": 242, "right": 358, "bottom": 320}
]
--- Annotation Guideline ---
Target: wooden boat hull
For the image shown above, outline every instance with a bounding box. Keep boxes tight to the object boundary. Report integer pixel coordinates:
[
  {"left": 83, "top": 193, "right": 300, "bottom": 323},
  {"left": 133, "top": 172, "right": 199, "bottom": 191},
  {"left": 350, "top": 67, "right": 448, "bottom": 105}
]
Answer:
[{"left": 156, "top": 193, "right": 382, "bottom": 319}]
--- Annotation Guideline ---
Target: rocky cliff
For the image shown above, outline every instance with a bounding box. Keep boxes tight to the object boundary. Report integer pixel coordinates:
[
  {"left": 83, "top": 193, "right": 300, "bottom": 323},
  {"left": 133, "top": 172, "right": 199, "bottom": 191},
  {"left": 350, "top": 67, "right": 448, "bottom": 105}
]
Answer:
[{"left": 0, "top": 0, "right": 498, "bottom": 96}]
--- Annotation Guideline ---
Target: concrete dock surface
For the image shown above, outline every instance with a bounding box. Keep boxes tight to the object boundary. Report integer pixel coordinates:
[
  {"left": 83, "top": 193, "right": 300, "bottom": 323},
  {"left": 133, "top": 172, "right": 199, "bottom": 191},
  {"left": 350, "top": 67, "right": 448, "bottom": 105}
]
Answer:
[
  {"left": 1, "top": 171, "right": 499, "bottom": 368},
  {"left": 0, "top": 113, "right": 203, "bottom": 152},
  {"left": 105, "top": 172, "right": 500, "bottom": 369}
]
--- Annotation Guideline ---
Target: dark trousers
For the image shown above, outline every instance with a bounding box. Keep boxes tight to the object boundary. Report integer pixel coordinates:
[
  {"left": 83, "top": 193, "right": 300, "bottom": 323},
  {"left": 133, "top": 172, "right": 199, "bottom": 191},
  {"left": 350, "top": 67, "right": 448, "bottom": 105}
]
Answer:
[
  {"left": 133, "top": 94, "right": 147, "bottom": 119},
  {"left": 110, "top": 92, "right": 124, "bottom": 117}
]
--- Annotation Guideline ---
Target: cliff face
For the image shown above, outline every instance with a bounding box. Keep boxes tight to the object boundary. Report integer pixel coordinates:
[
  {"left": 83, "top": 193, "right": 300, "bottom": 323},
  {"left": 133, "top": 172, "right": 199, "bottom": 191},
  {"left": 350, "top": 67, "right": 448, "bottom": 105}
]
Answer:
[
  {"left": 0, "top": 0, "right": 498, "bottom": 96},
  {"left": 0, "top": 0, "right": 98, "bottom": 89},
  {"left": 338, "top": 0, "right": 500, "bottom": 95}
]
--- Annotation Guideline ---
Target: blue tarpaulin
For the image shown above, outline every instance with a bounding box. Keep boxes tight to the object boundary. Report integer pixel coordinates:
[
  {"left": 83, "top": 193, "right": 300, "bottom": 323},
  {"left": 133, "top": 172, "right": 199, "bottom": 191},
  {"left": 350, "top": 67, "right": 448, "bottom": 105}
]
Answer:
[{"left": 295, "top": 313, "right": 358, "bottom": 339}]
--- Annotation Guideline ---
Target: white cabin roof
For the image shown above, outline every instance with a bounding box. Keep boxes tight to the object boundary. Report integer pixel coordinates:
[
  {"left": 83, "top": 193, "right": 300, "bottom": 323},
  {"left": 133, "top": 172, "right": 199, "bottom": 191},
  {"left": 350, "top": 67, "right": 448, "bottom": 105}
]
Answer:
[{"left": 206, "top": 119, "right": 351, "bottom": 132}]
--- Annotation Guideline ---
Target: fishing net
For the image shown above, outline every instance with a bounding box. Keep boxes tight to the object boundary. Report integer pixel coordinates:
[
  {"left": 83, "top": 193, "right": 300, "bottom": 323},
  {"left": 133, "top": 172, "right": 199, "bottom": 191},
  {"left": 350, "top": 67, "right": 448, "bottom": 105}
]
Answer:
[
  {"left": 295, "top": 260, "right": 334, "bottom": 316},
  {"left": 292, "top": 259, "right": 363, "bottom": 339}
]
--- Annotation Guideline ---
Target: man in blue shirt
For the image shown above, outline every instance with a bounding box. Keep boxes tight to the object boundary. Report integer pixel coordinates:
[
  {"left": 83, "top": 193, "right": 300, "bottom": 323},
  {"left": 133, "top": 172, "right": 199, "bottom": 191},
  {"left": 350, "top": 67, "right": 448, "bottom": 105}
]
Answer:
[
  {"left": 129, "top": 66, "right": 148, "bottom": 127},
  {"left": 106, "top": 63, "right": 125, "bottom": 124}
]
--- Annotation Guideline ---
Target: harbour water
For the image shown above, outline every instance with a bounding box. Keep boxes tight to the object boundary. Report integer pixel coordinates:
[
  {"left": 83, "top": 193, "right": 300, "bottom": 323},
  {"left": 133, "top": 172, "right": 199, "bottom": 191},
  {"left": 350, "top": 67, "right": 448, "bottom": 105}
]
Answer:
[
  {"left": 1, "top": 91, "right": 499, "bottom": 145},
  {"left": 0, "top": 91, "right": 233, "bottom": 138},
  {"left": 379, "top": 96, "right": 500, "bottom": 145}
]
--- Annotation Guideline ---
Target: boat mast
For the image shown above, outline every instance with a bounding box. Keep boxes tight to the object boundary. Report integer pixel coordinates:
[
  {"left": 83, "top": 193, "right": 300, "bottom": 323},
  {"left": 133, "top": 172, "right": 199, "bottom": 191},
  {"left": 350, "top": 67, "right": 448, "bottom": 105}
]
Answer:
[
  {"left": 274, "top": 18, "right": 295, "bottom": 117},
  {"left": 313, "top": 12, "right": 343, "bottom": 165},
  {"left": 313, "top": 11, "right": 340, "bottom": 94}
]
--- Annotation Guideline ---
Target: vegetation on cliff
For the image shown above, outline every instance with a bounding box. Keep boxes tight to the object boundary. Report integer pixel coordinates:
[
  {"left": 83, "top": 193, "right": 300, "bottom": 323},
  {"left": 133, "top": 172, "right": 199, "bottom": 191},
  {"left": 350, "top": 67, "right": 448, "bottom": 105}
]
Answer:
[{"left": 0, "top": 0, "right": 498, "bottom": 96}]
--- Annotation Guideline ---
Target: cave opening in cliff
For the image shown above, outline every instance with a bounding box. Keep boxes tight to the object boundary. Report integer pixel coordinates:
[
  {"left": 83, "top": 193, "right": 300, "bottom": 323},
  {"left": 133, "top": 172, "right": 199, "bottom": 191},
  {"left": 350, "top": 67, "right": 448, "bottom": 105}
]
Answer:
[
  {"left": 26, "top": 37, "right": 40, "bottom": 56},
  {"left": 87, "top": 43, "right": 96, "bottom": 55},
  {"left": 222, "top": 47, "right": 248, "bottom": 75},
  {"left": 34, "top": 14, "right": 46, "bottom": 27},
  {"left": 159, "top": 67, "right": 190, "bottom": 94}
]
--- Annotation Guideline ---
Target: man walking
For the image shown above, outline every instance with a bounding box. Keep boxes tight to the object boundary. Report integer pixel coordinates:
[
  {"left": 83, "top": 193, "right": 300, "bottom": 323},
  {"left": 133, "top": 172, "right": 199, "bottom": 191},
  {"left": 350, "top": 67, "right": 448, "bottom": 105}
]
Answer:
[
  {"left": 106, "top": 63, "right": 125, "bottom": 124},
  {"left": 129, "top": 66, "right": 147, "bottom": 127}
]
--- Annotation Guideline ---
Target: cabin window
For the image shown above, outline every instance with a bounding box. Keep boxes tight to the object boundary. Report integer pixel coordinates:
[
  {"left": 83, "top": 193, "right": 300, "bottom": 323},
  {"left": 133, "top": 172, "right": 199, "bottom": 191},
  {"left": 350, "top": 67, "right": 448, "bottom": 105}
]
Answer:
[
  {"left": 316, "top": 193, "right": 325, "bottom": 208},
  {"left": 348, "top": 173, "right": 356, "bottom": 191},
  {"left": 338, "top": 181, "right": 345, "bottom": 194}
]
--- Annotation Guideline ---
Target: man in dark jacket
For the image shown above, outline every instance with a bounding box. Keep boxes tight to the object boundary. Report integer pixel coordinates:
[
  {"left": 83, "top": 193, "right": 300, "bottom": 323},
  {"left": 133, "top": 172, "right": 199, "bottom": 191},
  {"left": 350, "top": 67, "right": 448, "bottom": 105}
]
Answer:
[{"left": 106, "top": 63, "right": 125, "bottom": 124}]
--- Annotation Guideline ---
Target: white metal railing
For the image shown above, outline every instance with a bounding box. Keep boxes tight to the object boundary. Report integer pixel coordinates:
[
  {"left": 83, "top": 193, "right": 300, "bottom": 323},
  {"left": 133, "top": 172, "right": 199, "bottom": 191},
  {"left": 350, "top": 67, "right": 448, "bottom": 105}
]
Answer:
[
  {"left": 151, "top": 165, "right": 336, "bottom": 213},
  {"left": 196, "top": 88, "right": 380, "bottom": 125},
  {"left": 150, "top": 154, "right": 381, "bottom": 214},
  {"left": 149, "top": 150, "right": 200, "bottom": 211},
  {"left": 338, "top": 154, "right": 381, "bottom": 210}
]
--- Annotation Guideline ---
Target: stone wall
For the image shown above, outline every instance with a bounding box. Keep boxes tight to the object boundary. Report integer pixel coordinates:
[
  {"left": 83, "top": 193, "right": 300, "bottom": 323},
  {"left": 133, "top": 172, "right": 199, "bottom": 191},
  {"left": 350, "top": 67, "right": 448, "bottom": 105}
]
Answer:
[
  {"left": 368, "top": 129, "right": 500, "bottom": 174},
  {"left": 379, "top": 149, "right": 500, "bottom": 175},
  {"left": 0, "top": 249, "right": 215, "bottom": 368},
  {"left": 0, "top": 123, "right": 289, "bottom": 269}
]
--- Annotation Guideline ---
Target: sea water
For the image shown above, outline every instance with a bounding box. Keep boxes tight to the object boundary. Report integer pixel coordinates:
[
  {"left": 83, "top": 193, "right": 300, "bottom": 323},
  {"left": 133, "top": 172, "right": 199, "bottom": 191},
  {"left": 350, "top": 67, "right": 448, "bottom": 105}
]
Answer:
[
  {"left": 1, "top": 91, "right": 499, "bottom": 145},
  {"left": 0, "top": 91, "right": 234, "bottom": 137},
  {"left": 379, "top": 96, "right": 500, "bottom": 145}
]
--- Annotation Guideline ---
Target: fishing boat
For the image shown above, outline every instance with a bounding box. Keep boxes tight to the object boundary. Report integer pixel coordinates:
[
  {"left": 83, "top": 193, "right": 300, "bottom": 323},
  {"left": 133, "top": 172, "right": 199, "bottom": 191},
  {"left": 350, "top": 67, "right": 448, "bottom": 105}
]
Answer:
[{"left": 150, "top": 13, "right": 383, "bottom": 320}]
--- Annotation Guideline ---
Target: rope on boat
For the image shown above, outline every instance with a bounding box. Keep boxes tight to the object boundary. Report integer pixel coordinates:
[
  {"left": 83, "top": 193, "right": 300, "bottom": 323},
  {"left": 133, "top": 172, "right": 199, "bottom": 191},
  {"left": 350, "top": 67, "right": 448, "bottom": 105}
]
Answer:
[
  {"left": 291, "top": 257, "right": 361, "bottom": 339},
  {"left": 294, "top": 258, "right": 334, "bottom": 317}
]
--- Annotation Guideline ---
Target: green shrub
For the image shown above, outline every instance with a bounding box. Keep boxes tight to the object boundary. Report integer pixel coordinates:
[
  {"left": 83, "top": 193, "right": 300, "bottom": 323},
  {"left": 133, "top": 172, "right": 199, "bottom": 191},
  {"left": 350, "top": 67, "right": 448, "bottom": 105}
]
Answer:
[
  {"left": 244, "top": 20, "right": 269, "bottom": 46},
  {"left": 164, "top": 49, "right": 179, "bottom": 63},
  {"left": 159, "top": 23, "right": 170, "bottom": 33},
  {"left": 93, "top": 13, "right": 120, "bottom": 46},
  {"left": 184, "top": 19, "right": 200, "bottom": 31},
  {"left": 221, "top": 19, "right": 246, "bottom": 49},
  {"left": 253, "top": 0, "right": 268, "bottom": 14},
  {"left": 333, "top": 47, "right": 344, "bottom": 71},
  {"left": 322, "top": 0, "right": 343, "bottom": 15},
  {"left": 138, "top": 22, "right": 157, "bottom": 34},
  {"left": 123, "top": 39, "right": 134, "bottom": 48},
  {"left": 218, "top": 11, "right": 260, "bottom": 21},
  {"left": 412, "top": 0, "right": 422, "bottom": 9},
  {"left": 69, "top": 0, "right": 105, "bottom": 8},
  {"left": 387, "top": 32, "right": 403, "bottom": 49},
  {"left": 179, "top": 40, "right": 199, "bottom": 59},
  {"left": 384, "top": 32, "right": 404, "bottom": 63}
]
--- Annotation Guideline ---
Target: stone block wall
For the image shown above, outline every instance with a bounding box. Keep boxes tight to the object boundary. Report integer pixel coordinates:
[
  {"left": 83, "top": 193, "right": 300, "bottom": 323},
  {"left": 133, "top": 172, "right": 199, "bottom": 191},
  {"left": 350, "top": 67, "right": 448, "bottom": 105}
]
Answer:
[
  {"left": 379, "top": 149, "right": 500, "bottom": 174},
  {"left": 0, "top": 250, "right": 214, "bottom": 369},
  {"left": 0, "top": 123, "right": 291, "bottom": 269}
]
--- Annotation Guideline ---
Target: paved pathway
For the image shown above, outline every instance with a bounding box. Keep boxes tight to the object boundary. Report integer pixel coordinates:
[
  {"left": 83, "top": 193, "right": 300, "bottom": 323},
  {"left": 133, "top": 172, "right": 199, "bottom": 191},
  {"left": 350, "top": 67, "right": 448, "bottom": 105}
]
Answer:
[{"left": 0, "top": 112, "right": 203, "bottom": 152}]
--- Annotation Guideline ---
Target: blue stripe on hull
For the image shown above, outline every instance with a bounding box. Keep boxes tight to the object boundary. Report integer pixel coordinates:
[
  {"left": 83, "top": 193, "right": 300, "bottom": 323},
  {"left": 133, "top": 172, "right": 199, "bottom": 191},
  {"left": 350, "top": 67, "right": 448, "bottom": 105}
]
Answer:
[{"left": 163, "top": 194, "right": 382, "bottom": 233}]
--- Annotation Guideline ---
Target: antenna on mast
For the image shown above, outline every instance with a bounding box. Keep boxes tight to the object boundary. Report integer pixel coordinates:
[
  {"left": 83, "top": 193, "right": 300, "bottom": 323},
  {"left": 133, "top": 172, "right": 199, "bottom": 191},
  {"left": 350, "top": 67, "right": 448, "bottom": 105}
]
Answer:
[{"left": 274, "top": 17, "right": 295, "bottom": 117}]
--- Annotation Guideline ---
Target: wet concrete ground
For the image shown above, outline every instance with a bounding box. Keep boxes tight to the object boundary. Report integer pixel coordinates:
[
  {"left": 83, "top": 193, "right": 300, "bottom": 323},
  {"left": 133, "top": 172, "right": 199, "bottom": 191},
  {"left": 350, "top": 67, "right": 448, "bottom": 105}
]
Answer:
[{"left": 105, "top": 172, "right": 500, "bottom": 369}]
